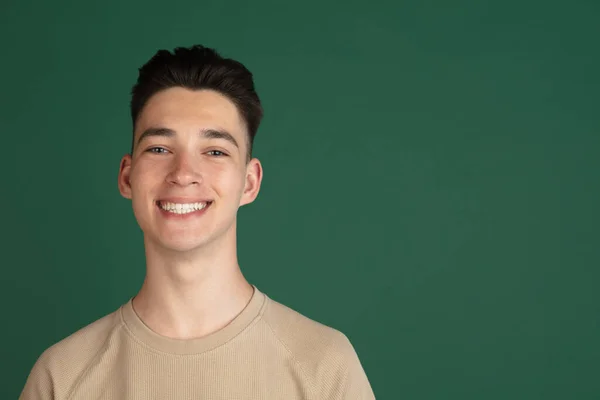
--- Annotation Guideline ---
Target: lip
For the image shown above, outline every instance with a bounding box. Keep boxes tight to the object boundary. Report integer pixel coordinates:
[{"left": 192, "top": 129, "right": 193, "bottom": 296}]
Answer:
[
  {"left": 156, "top": 197, "right": 213, "bottom": 204},
  {"left": 155, "top": 198, "right": 213, "bottom": 219}
]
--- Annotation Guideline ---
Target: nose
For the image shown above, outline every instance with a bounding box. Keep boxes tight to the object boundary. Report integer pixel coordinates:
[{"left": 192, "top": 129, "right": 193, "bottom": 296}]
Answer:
[{"left": 166, "top": 153, "right": 202, "bottom": 186}]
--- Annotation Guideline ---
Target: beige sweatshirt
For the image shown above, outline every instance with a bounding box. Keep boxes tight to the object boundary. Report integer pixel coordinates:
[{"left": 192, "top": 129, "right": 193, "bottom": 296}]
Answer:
[{"left": 19, "top": 285, "right": 375, "bottom": 399}]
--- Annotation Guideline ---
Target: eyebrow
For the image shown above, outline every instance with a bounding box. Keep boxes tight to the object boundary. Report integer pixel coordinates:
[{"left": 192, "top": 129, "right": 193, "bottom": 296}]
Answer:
[{"left": 136, "top": 127, "right": 239, "bottom": 148}]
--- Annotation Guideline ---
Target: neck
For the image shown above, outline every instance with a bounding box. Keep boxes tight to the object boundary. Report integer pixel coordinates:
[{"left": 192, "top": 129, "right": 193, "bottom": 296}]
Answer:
[{"left": 131, "top": 228, "right": 254, "bottom": 340}]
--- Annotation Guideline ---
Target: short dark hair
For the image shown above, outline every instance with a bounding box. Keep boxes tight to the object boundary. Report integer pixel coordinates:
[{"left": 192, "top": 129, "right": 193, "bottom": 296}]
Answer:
[{"left": 129, "top": 45, "right": 263, "bottom": 161}]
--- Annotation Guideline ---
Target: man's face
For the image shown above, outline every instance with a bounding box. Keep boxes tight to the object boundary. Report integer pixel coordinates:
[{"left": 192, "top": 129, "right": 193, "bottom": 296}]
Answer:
[{"left": 118, "top": 87, "right": 262, "bottom": 253}]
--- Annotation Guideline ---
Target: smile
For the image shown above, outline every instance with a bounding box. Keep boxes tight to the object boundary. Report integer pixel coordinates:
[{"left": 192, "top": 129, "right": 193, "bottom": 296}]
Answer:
[{"left": 157, "top": 201, "right": 212, "bottom": 215}]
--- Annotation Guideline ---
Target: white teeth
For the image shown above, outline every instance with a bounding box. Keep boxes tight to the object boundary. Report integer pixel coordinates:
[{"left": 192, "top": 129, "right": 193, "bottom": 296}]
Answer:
[{"left": 159, "top": 201, "right": 209, "bottom": 214}]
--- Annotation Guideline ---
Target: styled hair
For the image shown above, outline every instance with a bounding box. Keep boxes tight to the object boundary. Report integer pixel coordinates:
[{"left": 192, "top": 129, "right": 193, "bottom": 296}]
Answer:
[{"left": 129, "top": 45, "right": 263, "bottom": 161}]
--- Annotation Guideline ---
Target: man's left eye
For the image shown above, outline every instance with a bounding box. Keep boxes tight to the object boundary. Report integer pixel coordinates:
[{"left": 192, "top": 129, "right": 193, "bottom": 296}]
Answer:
[{"left": 208, "top": 150, "right": 227, "bottom": 157}]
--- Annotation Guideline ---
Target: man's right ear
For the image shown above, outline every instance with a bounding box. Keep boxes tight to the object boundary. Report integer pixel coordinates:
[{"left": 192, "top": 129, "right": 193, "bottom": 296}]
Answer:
[{"left": 118, "top": 154, "right": 133, "bottom": 199}]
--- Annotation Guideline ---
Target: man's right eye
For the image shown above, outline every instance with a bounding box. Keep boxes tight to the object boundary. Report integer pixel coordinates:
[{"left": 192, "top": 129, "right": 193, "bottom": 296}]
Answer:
[{"left": 147, "top": 147, "right": 168, "bottom": 154}]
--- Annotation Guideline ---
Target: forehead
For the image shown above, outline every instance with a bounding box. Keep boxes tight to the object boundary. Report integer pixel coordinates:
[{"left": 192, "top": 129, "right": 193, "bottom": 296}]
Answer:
[{"left": 135, "top": 87, "right": 247, "bottom": 139}]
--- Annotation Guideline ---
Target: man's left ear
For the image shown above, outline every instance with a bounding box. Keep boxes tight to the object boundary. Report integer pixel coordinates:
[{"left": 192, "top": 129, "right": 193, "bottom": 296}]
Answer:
[{"left": 240, "top": 158, "right": 263, "bottom": 206}]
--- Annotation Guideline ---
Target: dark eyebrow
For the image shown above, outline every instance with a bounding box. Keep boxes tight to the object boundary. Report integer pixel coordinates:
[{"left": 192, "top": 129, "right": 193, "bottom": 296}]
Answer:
[
  {"left": 136, "top": 127, "right": 239, "bottom": 149},
  {"left": 136, "top": 127, "right": 175, "bottom": 146},
  {"left": 200, "top": 128, "right": 239, "bottom": 148}
]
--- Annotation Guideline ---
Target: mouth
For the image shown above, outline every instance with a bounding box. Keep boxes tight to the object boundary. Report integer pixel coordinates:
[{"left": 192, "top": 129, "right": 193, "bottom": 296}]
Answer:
[{"left": 156, "top": 200, "right": 213, "bottom": 215}]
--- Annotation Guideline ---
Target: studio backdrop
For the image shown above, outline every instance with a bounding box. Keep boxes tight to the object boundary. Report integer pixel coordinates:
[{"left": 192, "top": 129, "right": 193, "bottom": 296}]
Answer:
[{"left": 1, "top": 0, "right": 599, "bottom": 398}]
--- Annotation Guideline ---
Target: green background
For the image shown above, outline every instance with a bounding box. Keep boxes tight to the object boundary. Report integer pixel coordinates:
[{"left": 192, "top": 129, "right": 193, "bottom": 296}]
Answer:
[{"left": 1, "top": 0, "right": 599, "bottom": 398}]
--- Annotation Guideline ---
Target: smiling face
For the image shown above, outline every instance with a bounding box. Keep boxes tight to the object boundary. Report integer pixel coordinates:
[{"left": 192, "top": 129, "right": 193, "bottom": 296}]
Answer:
[{"left": 118, "top": 87, "right": 262, "bottom": 253}]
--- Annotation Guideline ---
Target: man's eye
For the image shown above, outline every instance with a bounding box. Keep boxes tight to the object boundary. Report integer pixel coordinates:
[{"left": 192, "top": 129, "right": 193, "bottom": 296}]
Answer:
[
  {"left": 147, "top": 147, "right": 168, "bottom": 154},
  {"left": 207, "top": 150, "right": 227, "bottom": 157}
]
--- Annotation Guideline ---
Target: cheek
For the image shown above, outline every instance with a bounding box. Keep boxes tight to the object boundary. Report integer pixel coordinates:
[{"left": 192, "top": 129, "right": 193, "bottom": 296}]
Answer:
[
  {"left": 212, "top": 166, "right": 247, "bottom": 198},
  {"left": 130, "top": 164, "right": 161, "bottom": 198}
]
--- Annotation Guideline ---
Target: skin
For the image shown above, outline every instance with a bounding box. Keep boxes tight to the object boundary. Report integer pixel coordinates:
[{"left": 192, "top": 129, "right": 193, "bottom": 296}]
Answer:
[{"left": 118, "top": 87, "right": 263, "bottom": 339}]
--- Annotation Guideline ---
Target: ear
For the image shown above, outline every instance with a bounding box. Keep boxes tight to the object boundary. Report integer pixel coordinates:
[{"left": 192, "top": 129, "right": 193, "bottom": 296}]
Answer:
[
  {"left": 240, "top": 158, "right": 263, "bottom": 206},
  {"left": 118, "top": 154, "right": 133, "bottom": 199}
]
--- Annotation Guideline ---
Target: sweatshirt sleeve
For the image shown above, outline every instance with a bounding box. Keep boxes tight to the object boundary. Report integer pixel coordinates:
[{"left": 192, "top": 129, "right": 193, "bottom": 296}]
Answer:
[
  {"left": 339, "top": 338, "right": 376, "bottom": 399},
  {"left": 19, "top": 352, "right": 55, "bottom": 400},
  {"left": 318, "top": 332, "right": 376, "bottom": 400}
]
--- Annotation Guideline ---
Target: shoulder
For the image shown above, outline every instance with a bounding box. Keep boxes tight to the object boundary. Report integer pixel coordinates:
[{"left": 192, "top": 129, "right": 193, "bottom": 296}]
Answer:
[
  {"left": 260, "top": 293, "right": 375, "bottom": 398},
  {"left": 261, "top": 293, "right": 354, "bottom": 359},
  {"left": 42, "top": 307, "right": 122, "bottom": 363},
  {"left": 20, "top": 305, "right": 124, "bottom": 400}
]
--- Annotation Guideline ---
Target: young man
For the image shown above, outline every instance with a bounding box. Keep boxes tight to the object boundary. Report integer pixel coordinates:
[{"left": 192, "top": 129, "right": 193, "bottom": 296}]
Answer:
[{"left": 20, "top": 45, "right": 375, "bottom": 399}]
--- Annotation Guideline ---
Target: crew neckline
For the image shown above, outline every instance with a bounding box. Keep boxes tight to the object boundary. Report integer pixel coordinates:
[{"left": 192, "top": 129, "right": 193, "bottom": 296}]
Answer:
[{"left": 120, "top": 284, "right": 267, "bottom": 355}]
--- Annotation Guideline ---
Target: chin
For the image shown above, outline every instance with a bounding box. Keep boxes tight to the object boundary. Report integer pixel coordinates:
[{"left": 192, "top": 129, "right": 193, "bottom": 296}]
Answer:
[
  {"left": 158, "top": 236, "right": 214, "bottom": 253},
  {"left": 143, "top": 220, "right": 235, "bottom": 254}
]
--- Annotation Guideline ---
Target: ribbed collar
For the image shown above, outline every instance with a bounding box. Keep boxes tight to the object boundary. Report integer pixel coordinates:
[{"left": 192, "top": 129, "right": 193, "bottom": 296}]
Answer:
[{"left": 120, "top": 285, "right": 266, "bottom": 355}]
